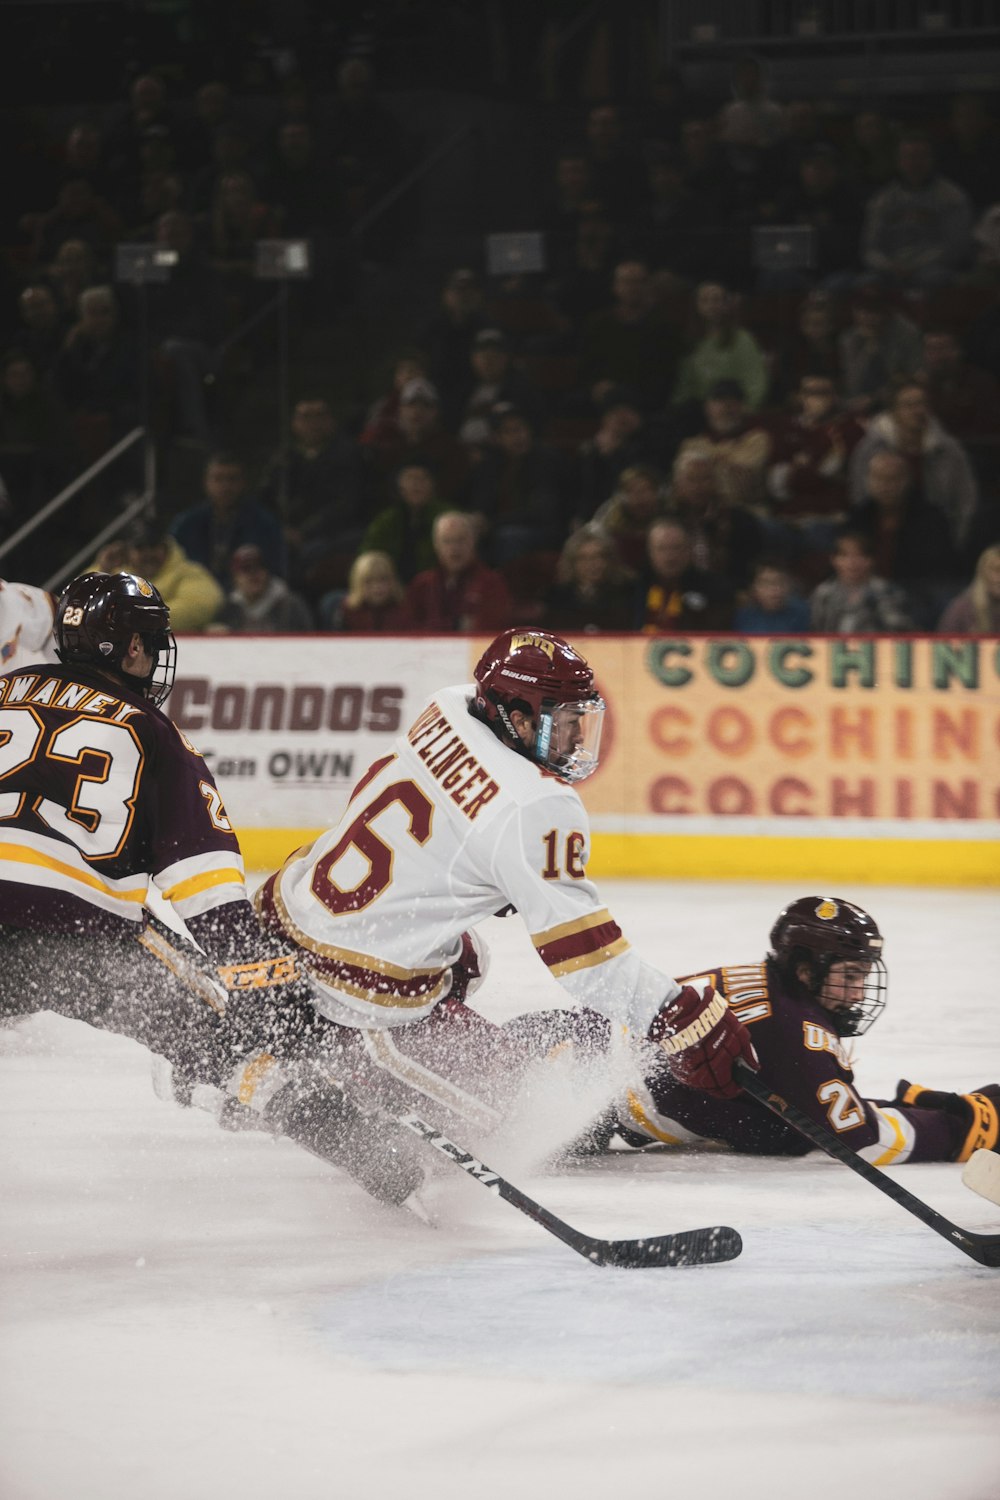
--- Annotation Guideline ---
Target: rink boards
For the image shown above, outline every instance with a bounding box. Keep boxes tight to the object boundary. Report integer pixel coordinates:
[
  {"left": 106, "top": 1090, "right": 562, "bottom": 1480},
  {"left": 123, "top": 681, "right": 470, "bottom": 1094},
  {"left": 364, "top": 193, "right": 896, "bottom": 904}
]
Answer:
[{"left": 168, "top": 632, "right": 1000, "bottom": 886}]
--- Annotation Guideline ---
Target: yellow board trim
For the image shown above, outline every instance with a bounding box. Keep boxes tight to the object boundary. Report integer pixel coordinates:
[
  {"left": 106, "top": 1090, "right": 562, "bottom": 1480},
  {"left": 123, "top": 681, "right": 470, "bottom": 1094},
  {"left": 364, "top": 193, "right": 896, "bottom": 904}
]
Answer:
[{"left": 236, "top": 827, "right": 1000, "bottom": 886}]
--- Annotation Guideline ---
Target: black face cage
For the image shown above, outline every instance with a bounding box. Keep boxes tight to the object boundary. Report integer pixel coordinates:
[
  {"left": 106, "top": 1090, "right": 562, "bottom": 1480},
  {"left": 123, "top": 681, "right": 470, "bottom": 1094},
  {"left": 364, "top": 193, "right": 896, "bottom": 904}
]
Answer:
[
  {"left": 810, "top": 950, "right": 888, "bottom": 1037},
  {"left": 144, "top": 630, "right": 177, "bottom": 707}
]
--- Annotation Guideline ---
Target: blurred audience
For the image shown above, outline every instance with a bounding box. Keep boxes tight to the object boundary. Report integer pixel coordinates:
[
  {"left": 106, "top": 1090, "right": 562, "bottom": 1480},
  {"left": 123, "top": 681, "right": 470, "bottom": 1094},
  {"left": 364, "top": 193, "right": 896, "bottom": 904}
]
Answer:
[
  {"left": 403, "top": 510, "right": 511, "bottom": 632},
  {"left": 123, "top": 519, "right": 224, "bottom": 631},
  {"left": 330, "top": 550, "right": 409, "bottom": 632},
  {"left": 809, "top": 528, "right": 914, "bottom": 632},
  {"left": 544, "top": 524, "right": 635, "bottom": 633},
  {"left": 213, "top": 544, "right": 313, "bottom": 632},
  {"left": 673, "top": 281, "right": 770, "bottom": 411},
  {"left": 634, "top": 517, "right": 734, "bottom": 631},
  {"left": 936, "top": 543, "right": 1000, "bottom": 633},
  {"left": 360, "top": 463, "right": 448, "bottom": 582},
  {"left": 171, "top": 452, "right": 286, "bottom": 585},
  {"left": 733, "top": 557, "right": 811, "bottom": 634}
]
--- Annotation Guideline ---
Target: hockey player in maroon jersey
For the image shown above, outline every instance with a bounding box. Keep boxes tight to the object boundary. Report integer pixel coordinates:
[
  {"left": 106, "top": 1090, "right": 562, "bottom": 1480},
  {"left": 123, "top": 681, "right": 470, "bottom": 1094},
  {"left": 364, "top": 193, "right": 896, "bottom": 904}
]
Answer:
[
  {"left": 510, "top": 897, "right": 998, "bottom": 1166},
  {"left": 0, "top": 571, "right": 425, "bottom": 1203}
]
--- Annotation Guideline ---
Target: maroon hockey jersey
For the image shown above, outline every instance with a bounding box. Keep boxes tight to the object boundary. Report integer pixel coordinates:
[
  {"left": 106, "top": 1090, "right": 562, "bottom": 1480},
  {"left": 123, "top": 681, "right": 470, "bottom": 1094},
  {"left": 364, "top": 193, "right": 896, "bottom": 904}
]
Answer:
[{"left": 0, "top": 661, "right": 246, "bottom": 938}]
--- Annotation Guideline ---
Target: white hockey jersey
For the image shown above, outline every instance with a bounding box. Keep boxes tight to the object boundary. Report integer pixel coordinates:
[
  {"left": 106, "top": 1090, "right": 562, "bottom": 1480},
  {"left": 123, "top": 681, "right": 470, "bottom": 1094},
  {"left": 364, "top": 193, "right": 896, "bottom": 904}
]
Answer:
[
  {"left": 258, "top": 683, "right": 679, "bottom": 1033},
  {"left": 0, "top": 580, "right": 56, "bottom": 674}
]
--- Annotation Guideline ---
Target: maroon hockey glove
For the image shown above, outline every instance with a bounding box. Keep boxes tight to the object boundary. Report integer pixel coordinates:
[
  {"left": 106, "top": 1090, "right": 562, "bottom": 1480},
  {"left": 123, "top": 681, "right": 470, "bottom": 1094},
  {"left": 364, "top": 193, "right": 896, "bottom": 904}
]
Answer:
[
  {"left": 649, "top": 984, "right": 759, "bottom": 1100},
  {"left": 447, "top": 929, "right": 490, "bottom": 1003},
  {"left": 895, "top": 1080, "right": 1000, "bottom": 1163}
]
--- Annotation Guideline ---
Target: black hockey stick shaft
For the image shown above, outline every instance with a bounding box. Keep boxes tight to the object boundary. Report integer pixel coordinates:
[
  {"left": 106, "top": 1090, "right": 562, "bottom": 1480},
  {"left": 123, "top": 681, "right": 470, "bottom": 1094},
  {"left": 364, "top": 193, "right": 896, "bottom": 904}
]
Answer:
[
  {"left": 735, "top": 1061, "right": 1000, "bottom": 1268},
  {"left": 396, "top": 1112, "right": 742, "bottom": 1269},
  {"left": 140, "top": 910, "right": 741, "bottom": 1269}
]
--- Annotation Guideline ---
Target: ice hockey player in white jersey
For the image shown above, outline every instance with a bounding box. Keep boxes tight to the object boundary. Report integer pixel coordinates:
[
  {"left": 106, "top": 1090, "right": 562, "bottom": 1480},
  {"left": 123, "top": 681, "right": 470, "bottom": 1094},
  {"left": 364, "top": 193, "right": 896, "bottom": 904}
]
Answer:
[
  {"left": 255, "top": 628, "right": 758, "bottom": 1130},
  {"left": 0, "top": 577, "right": 56, "bottom": 673}
]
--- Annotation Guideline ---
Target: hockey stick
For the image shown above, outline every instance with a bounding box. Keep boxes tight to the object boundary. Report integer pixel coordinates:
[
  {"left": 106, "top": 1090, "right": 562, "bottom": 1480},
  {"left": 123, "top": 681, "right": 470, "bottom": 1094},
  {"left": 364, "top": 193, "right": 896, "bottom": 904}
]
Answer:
[
  {"left": 735, "top": 1060, "right": 1000, "bottom": 1268},
  {"left": 140, "top": 909, "right": 742, "bottom": 1269}
]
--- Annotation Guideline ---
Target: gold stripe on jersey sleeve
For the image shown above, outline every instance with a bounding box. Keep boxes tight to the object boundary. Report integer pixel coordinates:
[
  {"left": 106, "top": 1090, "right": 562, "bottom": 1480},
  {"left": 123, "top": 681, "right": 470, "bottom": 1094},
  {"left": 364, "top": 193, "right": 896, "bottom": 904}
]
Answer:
[
  {"left": 270, "top": 875, "right": 445, "bottom": 983},
  {"left": 531, "top": 907, "right": 616, "bottom": 949},
  {"left": 545, "top": 935, "right": 630, "bottom": 977},
  {"left": 0, "top": 841, "right": 146, "bottom": 902},
  {"left": 162, "top": 866, "right": 247, "bottom": 902}
]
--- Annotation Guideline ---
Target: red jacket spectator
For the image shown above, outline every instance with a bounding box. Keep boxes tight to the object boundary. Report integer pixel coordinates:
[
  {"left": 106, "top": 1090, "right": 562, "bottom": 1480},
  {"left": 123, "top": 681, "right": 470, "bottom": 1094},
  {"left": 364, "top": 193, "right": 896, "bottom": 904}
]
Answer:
[{"left": 404, "top": 512, "right": 512, "bottom": 632}]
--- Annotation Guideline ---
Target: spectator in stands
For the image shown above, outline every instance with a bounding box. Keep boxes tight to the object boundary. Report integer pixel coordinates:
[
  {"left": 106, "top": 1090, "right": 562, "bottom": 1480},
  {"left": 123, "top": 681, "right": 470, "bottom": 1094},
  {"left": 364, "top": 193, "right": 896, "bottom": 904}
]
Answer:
[
  {"left": 403, "top": 510, "right": 512, "bottom": 633},
  {"left": 837, "top": 284, "right": 923, "bottom": 414},
  {"left": 104, "top": 73, "right": 183, "bottom": 213},
  {"left": 546, "top": 212, "right": 620, "bottom": 325},
  {"left": 579, "top": 259, "right": 681, "bottom": 412},
  {"left": 328, "top": 57, "right": 410, "bottom": 252},
  {"left": 0, "top": 351, "right": 73, "bottom": 498},
  {"left": 171, "top": 452, "right": 287, "bottom": 586},
  {"left": 809, "top": 528, "right": 914, "bottom": 633},
  {"left": 592, "top": 463, "right": 669, "bottom": 572},
  {"left": 665, "top": 449, "right": 763, "bottom": 591},
  {"left": 634, "top": 517, "right": 734, "bottom": 632},
  {"left": 14, "top": 284, "right": 68, "bottom": 374},
  {"left": 418, "top": 268, "right": 487, "bottom": 421},
  {"left": 843, "top": 108, "right": 898, "bottom": 195},
  {"left": 468, "top": 402, "right": 568, "bottom": 564},
  {"left": 576, "top": 386, "right": 650, "bottom": 520},
  {"left": 259, "top": 395, "right": 365, "bottom": 585},
  {"left": 190, "top": 124, "right": 253, "bottom": 214},
  {"left": 52, "top": 285, "right": 136, "bottom": 450},
  {"left": 124, "top": 519, "right": 224, "bottom": 632},
  {"left": 330, "top": 550, "right": 409, "bottom": 633},
  {"left": 861, "top": 131, "right": 974, "bottom": 289},
  {"left": 770, "top": 292, "right": 841, "bottom": 403},
  {"left": 47, "top": 239, "right": 99, "bottom": 325},
  {"left": 206, "top": 172, "right": 280, "bottom": 283},
  {"left": 360, "top": 462, "right": 449, "bottom": 583},
  {"left": 673, "top": 281, "right": 770, "bottom": 411},
  {"left": 937, "top": 543, "right": 1000, "bottom": 633},
  {"left": 457, "top": 329, "right": 543, "bottom": 448},
  {"left": 851, "top": 449, "right": 958, "bottom": 626},
  {"left": 718, "top": 54, "right": 785, "bottom": 152},
  {"left": 765, "top": 143, "right": 863, "bottom": 289},
  {"left": 213, "top": 544, "right": 313, "bottom": 633},
  {"left": 582, "top": 104, "right": 648, "bottom": 229},
  {"left": 359, "top": 351, "right": 429, "bottom": 453},
  {"left": 674, "top": 379, "right": 772, "bottom": 511},
  {"left": 543, "top": 523, "right": 635, "bottom": 634},
  {"left": 28, "top": 177, "right": 123, "bottom": 266},
  {"left": 147, "top": 210, "right": 224, "bottom": 444},
  {"left": 766, "top": 372, "right": 864, "bottom": 541},
  {"left": 184, "top": 81, "right": 237, "bottom": 173},
  {"left": 848, "top": 379, "right": 979, "bottom": 551},
  {"left": 677, "top": 117, "right": 740, "bottom": 272},
  {"left": 367, "top": 378, "right": 469, "bottom": 503},
  {"left": 633, "top": 147, "right": 706, "bottom": 278},
  {"left": 919, "top": 328, "right": 1000, "bottom": 447},
  {"left": 543, "top": 150, "right": 604, "bottom": 266},
  {"left": 937, "top": 93, "right": 1000, "bottom": 213},
  {"left": 733, "top": 558, "right": 811, "bottom": 634},
  {"left": 264, "top": 122, "right": 343, "bottom": 238}
]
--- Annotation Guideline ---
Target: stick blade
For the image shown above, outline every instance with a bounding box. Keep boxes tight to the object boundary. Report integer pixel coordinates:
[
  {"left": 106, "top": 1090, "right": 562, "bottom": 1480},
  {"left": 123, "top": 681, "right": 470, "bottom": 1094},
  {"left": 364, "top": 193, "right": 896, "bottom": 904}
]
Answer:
[
  {"left": 589, "top": 1225, "right": 743, "bottom": 1269},
  {"left": 962, "top": 1148, "right": 1000, "bottom": 1209}
]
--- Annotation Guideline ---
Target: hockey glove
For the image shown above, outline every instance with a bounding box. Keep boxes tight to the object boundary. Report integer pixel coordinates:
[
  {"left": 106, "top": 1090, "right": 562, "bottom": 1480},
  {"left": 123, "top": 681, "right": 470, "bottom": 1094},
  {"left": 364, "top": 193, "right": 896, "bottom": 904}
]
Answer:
[
  {"left": 219, "top": 955, "right": 334, "bottom": 1061},
  {"left": 895, "top": 1079, "right": 1000, "bottom": 1162},
  {"left": 649, "top": 983, "right": 759, "bottom": 1100}
]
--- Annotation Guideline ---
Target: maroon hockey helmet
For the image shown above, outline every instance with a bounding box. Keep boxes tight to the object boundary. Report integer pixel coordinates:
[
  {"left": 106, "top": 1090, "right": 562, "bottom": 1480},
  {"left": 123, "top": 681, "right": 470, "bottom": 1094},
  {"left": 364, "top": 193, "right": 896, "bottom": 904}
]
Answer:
[
  {"left": 55, "top": 571, "right": 177, "bottom": 707},
  {"left": 769, "top": 896, "right": 887, "bottom": 1035},
  {"left": 472, "top": 627, "right": 605, "bottom": 782}
]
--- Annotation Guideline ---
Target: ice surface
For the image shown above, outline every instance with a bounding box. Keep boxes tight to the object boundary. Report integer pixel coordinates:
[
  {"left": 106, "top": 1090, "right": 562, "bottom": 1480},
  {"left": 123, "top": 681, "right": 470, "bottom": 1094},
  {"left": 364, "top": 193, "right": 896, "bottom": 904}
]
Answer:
[{"left": 2, "top": 880, "right": 999, "bottom": 1500}]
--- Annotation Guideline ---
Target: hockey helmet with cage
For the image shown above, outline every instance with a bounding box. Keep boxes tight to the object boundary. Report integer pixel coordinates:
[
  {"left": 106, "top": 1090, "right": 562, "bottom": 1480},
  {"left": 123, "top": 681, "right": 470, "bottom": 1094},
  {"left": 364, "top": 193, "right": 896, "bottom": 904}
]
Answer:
[
  {"left": 55, "top": 571, "right": 177, "bottom": 707},
  {"left": 769, "top": 896, "right": 886, "bottom": 1036},
  {"left": 472, "top": 627, "right": 605, "bottom": 782}
]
